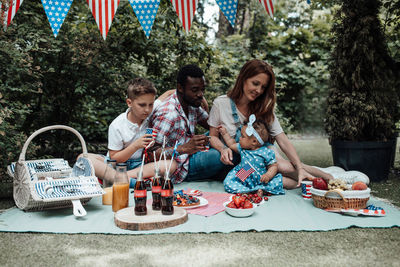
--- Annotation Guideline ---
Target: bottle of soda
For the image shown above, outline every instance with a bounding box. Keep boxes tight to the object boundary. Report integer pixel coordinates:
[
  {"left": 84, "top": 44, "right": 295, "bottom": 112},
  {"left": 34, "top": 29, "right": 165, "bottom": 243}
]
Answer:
[
  {"left": 112, "top": 163, "right": 129, "bottom": 212},
  {"left": 134, "top": 171, "right": 147, "bottom": 216},
  {"left": 151, "top": 168, "right": 163, "bottom": 211},
  {"left": 161, "top": 174, "right": 174, "bottom": 215}
]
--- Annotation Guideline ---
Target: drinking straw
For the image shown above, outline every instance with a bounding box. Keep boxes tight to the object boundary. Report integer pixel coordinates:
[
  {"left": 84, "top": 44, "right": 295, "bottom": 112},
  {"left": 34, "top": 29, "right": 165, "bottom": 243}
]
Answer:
[
  {"left": 167, "top": 140, "right": 178, "bottom": 175},
  {"left": 163, "top": 151, "right": 168, "bottom": 179},
  {"left": 153, "top": 151, "right": 159, "bottom": 173},
  {"left": 139, "top": 154, "right": 145, "bottom": 179},
  {"left": 158, "top": 136, "right": 166, "bottom": 162}
]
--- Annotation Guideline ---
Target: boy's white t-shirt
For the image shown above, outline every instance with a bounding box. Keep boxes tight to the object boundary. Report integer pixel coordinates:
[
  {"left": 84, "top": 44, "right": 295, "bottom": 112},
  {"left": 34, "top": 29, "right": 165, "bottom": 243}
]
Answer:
[
  {"left": 208, "top": 95, "right": 284, "bottom": 138},
  {"left": 107, "top": 99, "right": 161, "bottom": 160}
]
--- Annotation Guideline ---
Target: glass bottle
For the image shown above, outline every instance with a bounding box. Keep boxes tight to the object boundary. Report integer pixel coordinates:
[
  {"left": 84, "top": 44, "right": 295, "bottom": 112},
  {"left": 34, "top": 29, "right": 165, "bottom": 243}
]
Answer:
[
  {"left": 112, "top": 163, "right": 129, "bottom": 212},
  {"left": 102, "top": 159, "right": 116, "bottom": 205},
  {"left": 161, "top": 174, "right": 174, "bottom": 215},
  {"left": 134, "top": 171, "right": 147, "bottom": 216},
  {"left": 151, "top": 168, "right": 163, "bottom": 211}
]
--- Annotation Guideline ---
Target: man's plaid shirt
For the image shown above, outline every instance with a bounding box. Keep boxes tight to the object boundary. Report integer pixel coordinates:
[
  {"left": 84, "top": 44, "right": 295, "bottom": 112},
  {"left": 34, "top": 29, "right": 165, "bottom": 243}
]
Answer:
[{"left": 150, "top": 92, "right": 208, "bottom": 183}]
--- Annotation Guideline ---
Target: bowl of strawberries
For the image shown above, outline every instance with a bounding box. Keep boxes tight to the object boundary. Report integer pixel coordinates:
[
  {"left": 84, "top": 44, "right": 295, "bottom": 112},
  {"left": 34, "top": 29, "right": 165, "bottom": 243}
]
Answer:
[{"left": 223, "top": 194, "right": 258, "bottom": 217}]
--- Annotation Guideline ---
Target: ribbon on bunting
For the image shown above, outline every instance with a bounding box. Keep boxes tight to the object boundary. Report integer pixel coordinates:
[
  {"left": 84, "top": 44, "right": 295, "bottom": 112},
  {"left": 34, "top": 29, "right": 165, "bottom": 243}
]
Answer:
[
  {"left": 170, "top": 0, "right": 198, "bottom": 33},
  {"left": 86, "top": 0, "right": 120, "bottom": 40},
  {"left": 259, "top": 0, "right": 274, "bottom": 19},
  {"left": 0, "top": 0, "right": 23, "bottom": 30},
  {"left": 41, "top": 0, "right": 73, "bottom": 37},
  {"left": 129, "top": 0, "right": 160, "bottom": 38},
  {"left": 215, "top": 0, "right": 237, "bottom": 27}
]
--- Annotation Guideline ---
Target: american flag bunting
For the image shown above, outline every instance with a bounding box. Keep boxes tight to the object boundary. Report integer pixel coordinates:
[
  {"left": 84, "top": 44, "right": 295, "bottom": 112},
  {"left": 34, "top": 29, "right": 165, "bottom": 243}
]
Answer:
[
  {"left": 129, "top": 0, "right": 160, "bottom": 39},
  {"left": 259, "top": 0, "right": 274, "bottom": 19},
  {"left": 170, "top": 0, "right": 198, "bottom": 33},
  {"left": 236, "top": 163, "right": 255, "bottom": 182},
  {"left": 215, "top": 0, "right": 237, "bottom": 27},
  {"left": 1, "top": 0, "right": 23, "bottom": 29},
  {"left": 42, "top": 0, "right": 73, "bottom": 37},
  {"left": 86, "top": 0, "right": 120, "bottom": 40}
]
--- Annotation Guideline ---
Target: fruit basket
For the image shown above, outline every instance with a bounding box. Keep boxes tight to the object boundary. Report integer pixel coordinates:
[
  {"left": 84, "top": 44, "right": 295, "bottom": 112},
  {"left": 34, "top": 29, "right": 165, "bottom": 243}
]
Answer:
[{"left": 310, "top": 187, "right": 370, "bottom": 209}]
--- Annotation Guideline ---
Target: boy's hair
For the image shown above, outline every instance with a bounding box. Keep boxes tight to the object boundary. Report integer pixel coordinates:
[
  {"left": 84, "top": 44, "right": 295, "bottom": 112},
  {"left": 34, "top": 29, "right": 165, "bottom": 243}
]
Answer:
[
  {"left": 126, "top": 77, "right": 157, "bottom": 99},
  {"left": 250, "top": 120, "right": 270, "bottom": 143},
  {"left": 177, "top": 64, "right": 204, "bottom": 88}
]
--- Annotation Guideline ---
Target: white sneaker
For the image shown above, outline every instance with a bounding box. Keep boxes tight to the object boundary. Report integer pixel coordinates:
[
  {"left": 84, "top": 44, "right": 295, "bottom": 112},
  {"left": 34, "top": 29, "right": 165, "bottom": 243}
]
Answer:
[{"left": 332, "top": 170, "right": 370, "bottom": 185}]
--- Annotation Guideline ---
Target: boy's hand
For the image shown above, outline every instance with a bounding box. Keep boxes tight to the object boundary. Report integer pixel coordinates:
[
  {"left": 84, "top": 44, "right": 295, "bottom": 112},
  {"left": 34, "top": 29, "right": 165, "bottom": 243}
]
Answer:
[{"left": 135, "top": 134, "right": 153, "bottom": 148}]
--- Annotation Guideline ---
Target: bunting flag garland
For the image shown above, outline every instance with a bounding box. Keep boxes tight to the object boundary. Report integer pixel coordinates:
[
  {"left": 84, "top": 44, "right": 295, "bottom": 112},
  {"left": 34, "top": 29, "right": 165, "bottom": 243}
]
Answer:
[
  {"left": 0, "top": 0, "right": 23, "bottom": 29},
  {"left": 41, "top": 0, "right": 73, "bottom": 37},
  {"left": 86, "top": 0, "right": 120, "bottom": 40},
  {"left": 215, "top": 0, "right": 238, "bottom": 27},
  {"left": 129, "top": 0, "right": 160, "bottom": 38},
  {"left": 259, "top": 0, "right": 274, "bottom": 19},
  {"left": 170, "top": 0, "right": 198, "bottom": 33}
]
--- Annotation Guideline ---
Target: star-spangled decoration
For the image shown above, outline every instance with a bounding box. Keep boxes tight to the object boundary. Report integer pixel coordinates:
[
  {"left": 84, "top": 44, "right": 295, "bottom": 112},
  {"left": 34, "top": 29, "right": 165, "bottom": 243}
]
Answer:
[
  {"left": 41, "top": 0, "right": 73, "bottom": 37},
  {"left": 215, "top": 0, "right": 238, "bottom": 27},
  {"left": 129, "top": 0, "right": 160, "bottom": 38}
]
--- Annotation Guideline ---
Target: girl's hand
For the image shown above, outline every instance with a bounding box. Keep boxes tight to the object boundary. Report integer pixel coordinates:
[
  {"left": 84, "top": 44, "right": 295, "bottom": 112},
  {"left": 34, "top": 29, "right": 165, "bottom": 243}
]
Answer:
[
  {"left": 217, "top": 125, "right": 228, "bottom": 135},
  {"left": 260, "top": 174, "right": 272, "bottom": 184},
  {"left": 134, "top": 134, "right": 153, "bottom": 149},
  {"left": 220, "top": 147, "right": 234, "bottom": 165}
]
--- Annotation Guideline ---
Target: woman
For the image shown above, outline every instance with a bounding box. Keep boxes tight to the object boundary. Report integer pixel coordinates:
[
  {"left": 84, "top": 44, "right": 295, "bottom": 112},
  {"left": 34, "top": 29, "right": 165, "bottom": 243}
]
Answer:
[{"left": 208, "top": 59, "right": 333, "bottom": 188}]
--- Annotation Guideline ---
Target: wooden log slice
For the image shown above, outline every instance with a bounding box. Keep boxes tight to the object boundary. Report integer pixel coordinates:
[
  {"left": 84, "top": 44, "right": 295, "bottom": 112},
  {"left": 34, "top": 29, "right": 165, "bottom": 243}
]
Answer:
[{"left": 114, "top": 205, "right": 188, "bottom": 231}]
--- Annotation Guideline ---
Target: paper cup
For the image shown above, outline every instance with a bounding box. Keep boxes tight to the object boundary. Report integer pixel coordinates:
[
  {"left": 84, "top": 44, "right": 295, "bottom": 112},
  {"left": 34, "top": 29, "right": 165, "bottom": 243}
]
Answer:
[
  {"left": 145, "top": 128, "right": 158, "bottom": 139},
  {"left": 301, "top": 180, "right": 313, "bottom": 199}
]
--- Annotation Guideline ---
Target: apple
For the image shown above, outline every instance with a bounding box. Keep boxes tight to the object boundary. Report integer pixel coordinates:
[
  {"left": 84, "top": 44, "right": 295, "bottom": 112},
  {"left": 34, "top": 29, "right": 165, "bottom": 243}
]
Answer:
[
  {"left": 352, "top": 181, "right": 368, "bottom": 190},
  {"left": 312, "top": 177, "right": 328, "bottom": 190}
]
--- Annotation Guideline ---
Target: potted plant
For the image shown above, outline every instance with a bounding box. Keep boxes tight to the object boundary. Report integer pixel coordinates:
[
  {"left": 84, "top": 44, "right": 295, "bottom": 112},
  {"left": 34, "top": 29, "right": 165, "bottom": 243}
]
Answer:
[{"left": 325, "top": 0, "right": 400, "bottom": 182}]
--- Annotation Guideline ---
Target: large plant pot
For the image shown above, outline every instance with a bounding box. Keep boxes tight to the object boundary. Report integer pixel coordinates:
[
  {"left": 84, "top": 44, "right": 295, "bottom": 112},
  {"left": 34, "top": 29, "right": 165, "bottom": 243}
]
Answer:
[{"left": 331, "top": 139, "right": 396, "bottom": 182}]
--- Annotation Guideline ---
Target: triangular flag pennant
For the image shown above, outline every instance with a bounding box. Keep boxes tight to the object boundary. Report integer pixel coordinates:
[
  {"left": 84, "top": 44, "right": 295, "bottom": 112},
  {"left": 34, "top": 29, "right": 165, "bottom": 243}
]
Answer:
[
  {"left": 215, "top": 0, "right": 238, "bottom": 27},
  {"left": 129, "top": 0, "right": 160, "bottom": 39},
  {"left": 86, "top": 0, "right": 120, "bottom": 40},
  {"left": 259, "top": 0, "right": 274, "bottom": 19},
  {"left": 1, "top": 0, "right": 24, "bottom": 30},
  {"left": 170, "top": 0, "right": 198, "bottom": 33},
  {"left": 41, "top": 0, "right": 73, "bottom": 37}
]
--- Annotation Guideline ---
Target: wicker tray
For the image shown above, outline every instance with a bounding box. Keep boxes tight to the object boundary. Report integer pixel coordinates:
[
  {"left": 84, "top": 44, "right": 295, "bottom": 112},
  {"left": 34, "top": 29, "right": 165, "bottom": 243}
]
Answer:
[
  {"left": 7, "top": 125, "right": 103, "bottom": 215},
  {"left": 310, "top": 187, "right": 370, "bottom": 209}
]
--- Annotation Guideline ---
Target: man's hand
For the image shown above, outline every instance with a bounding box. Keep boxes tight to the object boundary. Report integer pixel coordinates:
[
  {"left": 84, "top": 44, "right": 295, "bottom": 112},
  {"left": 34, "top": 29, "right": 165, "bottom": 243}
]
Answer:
[{"left": 178, "top": 135, "right": 208, "bottom": 155}]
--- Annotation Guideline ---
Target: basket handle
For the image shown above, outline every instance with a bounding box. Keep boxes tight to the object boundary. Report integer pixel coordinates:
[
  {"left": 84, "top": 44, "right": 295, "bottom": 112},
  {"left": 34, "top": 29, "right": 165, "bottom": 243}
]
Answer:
[
  {"left": 18, "top": 125, "right": 88, "bottom": 162},
  {"left": 323, "top": 189, "right": 348, "bottom": 202}
]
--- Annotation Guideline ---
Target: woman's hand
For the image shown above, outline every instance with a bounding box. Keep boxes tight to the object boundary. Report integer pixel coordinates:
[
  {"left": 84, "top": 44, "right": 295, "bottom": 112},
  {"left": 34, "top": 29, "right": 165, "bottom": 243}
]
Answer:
[
  {"left": 297, "top": 168, "right": 314, "bottom": 186},
  {"left": 220, "top": 147, "right": 234, "bottom": 165}
]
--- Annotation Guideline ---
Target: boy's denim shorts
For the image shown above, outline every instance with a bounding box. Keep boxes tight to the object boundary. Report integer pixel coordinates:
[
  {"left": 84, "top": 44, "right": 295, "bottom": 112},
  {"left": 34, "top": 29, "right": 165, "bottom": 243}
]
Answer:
[{"left": 104, "top": 156, "right": 142, "bottom": 170}]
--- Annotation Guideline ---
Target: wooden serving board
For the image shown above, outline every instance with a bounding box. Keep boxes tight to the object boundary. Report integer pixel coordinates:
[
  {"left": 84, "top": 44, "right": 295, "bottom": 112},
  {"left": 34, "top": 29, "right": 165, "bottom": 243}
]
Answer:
[{"left": 114, "top": 205, "right": 188, "bottom": 231}]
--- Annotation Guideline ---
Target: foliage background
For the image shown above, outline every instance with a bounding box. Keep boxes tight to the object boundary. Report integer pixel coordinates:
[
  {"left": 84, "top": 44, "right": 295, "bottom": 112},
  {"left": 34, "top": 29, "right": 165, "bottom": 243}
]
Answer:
[{"left": 0, "top": 0, "right": 399, "bottom": 195}]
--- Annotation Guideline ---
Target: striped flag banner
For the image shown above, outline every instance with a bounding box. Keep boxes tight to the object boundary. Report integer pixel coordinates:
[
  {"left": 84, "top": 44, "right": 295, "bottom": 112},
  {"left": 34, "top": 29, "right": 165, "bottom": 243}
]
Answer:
[
  {"left": 170, "top": 0, "right": 198, "bottom": 33},
  {"left": 129, "top": 0, "right": 160, "bottom": 39},
  {"left": 41, "top": 0, "right": 73, "bottom": 37},
  {"left": 215, "top": 0, "right": 238, "bottom": 27},
  {"left": 86, "top": 0, "right": 120, "bottom": 40},
  {"left": 258, "top": 0, "right": 274, "bottom": 19},
  {"left": 236, "top": 162, "right": 255, "bottom": 182},
  {"left": 0, "top": 0, "right": 24, "bottom": 30}
]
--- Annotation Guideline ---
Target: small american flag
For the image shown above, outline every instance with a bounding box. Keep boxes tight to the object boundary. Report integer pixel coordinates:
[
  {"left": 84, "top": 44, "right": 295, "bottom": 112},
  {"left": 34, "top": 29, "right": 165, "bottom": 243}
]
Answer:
[
  {"left": 170, "top": 0, "right": 198, "bottom": 33},
  {"left": 1, "top": 0, "right": 23, "bottom": 29},
  {"left": 259, "top": 0, "right": 274, "bottom": 19},
  {"left": 86, "top": 0, "right": 120, "bottom": 40},
  {"left": 236, "top": 163, "right": 255, "bottom": 182}
]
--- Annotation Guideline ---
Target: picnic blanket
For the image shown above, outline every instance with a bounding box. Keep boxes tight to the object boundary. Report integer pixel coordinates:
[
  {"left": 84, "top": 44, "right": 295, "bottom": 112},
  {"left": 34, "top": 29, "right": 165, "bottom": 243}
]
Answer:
[{"left": 0, "top": 181, "right": 399, "bottom": 234}]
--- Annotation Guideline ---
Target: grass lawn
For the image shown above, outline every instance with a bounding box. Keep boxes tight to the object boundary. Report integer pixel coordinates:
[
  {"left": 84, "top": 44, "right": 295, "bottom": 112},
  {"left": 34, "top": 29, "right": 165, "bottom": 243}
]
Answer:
[{"left": 0, "top": 136, "right": 399, "bottom": 266}]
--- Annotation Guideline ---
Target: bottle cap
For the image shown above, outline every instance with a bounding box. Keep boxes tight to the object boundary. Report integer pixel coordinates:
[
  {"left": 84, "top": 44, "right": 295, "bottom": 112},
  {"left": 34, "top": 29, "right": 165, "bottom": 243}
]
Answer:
[
  {"left": 107, "top": 159, "right": 117, "bottom": 163},
  {"left": 116, "top": 162, "right": 127, "bottom": 166}
]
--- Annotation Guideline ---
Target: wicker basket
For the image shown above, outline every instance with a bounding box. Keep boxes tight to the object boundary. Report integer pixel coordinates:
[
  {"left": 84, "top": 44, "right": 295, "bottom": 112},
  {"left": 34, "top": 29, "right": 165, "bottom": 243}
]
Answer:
[
  {"left": 310, "top": 187, "right": 370, "bottom": 209},
  {"left": 7, "top": 125, "right": 103, "bottom": 213}
]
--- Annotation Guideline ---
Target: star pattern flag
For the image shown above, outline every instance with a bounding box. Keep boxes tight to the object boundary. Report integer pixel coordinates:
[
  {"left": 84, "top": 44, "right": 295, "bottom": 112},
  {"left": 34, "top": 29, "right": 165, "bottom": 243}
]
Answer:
[
  {"left": 170, "top": 0, "right": 198, "bottom": 33},
  {"left": 236, "top": 163, "right": 255, "bottom": 182},
  {"left": 129, "top": 0, "right": 160, "bottom": 38},
  {"left": 86, "top": 0, "right": 120, "bottom": 40},
  {"left": 1, "top": 0, "right": 23, "bottom": 29},
  {"left": 259, "top": 0, "right": 274, "bottom": 19},
  {"left": 41, "top": 0, "right": 73, "bottom": 37},
  {"left": 215, "top": 0, "right": 237, "bottom": 27}
]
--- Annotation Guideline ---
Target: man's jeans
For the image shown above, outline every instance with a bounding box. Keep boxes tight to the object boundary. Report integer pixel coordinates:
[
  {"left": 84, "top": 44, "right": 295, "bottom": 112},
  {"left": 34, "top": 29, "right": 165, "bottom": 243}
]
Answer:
[{"left": 185, "top": 148, "right": 239, "bottom": 181}]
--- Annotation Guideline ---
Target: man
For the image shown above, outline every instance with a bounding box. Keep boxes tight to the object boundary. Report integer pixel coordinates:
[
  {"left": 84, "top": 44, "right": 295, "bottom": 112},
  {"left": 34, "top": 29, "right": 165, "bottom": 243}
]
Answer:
[{"left": 150, "top": 64, "right": 226, "bottom": 183}]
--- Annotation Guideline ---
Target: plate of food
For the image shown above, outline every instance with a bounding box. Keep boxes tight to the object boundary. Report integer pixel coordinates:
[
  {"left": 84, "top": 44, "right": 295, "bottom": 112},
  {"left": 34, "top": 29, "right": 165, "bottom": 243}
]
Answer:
[
  {"left": 223, "top": 200, "right": 257, "bottom": 217},
  {"left": 173, "top": 190, "right": 208, "bottom": 209}
]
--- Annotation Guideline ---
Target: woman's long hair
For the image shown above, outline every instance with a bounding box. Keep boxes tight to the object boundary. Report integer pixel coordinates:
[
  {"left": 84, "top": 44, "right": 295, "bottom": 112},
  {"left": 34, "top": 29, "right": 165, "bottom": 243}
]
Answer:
[{"left": 227, "top": 59, "right": 276, "bottom": 124}]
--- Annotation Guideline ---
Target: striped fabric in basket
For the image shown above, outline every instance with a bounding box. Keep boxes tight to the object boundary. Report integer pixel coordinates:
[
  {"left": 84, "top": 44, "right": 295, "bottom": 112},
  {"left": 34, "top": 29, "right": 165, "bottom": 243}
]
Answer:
[
  {"left": 8, "top": 159, "right": 72, "bottom": 181},
  {"left": 33, "top": 177, "right": 104, "bottom": 201}
]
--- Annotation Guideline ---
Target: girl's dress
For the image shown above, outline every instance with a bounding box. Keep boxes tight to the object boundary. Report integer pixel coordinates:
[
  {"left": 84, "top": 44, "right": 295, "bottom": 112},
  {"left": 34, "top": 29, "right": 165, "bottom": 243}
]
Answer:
[{"left": 223, "top": 144, "right": 284, "bottom": 195}]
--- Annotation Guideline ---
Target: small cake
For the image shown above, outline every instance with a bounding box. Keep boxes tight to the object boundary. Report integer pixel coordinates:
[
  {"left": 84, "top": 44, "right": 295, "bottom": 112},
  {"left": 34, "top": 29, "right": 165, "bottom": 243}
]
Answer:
[{"left": 173, "top": 190, "right": 200, "bottom": 207}]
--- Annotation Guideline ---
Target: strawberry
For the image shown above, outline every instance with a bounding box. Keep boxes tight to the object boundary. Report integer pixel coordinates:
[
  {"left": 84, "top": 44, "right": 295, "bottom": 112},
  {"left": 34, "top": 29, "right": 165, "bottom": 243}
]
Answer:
[
  {"left": 239, "top": 196, "right": 246, "bottom": 207},
  {"left": 227, "top": 201, "right": 236, "bottom": 208},
  {"left": 264, "top": 196, "right": 269, "bottom": 201},
  {"left": 243, "top": 200, "right": 253, "bottom": 209},
  {"left": 233, "top": 196, "right": 241, "bottom": 207}
]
